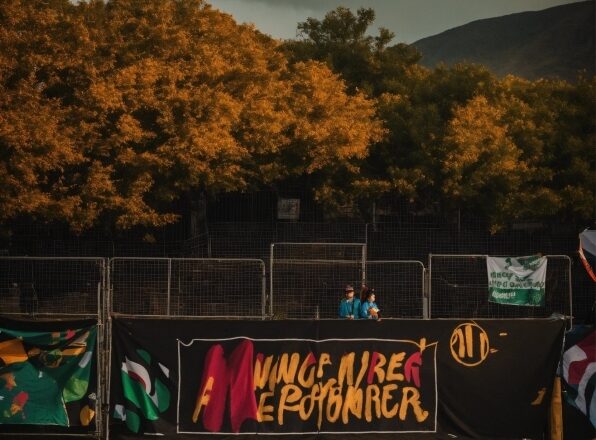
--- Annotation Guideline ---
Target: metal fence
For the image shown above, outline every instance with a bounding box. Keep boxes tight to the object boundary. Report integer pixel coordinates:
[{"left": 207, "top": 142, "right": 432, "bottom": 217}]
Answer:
[
  {"left": 205, "top": 223, "right": 367, "bottom": 259},
  {"left": 364, "top": 261, "right": 425, "bottom": 319},
  {"left": 0, "top": 257, "right": 105, "bottom": 317},
  {"left": 271, "top": 260, "right": 363, "bottom": 319},
  {"left": 0, "top": 251, "right": 577, "bottom": 439},
  {"left": 0, "top": 254, "right": 574, "bottom": 322},
  {"left": 0, "top": 257, "right": 106, "bottom": 438},
  {"left": 428, "top": 254, "right": 573, "bottom": 326},
  {"left": 269, "top": 243, "right": 367, "bottom": 319},
  {"left": 109, "top": 257, "right": 266, "bottom": 318}
]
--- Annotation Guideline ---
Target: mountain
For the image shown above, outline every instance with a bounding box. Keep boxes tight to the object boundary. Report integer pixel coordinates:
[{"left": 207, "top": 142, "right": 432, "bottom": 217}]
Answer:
[{"left": 412, "top": 1, "right": 595, "bottom": 81}]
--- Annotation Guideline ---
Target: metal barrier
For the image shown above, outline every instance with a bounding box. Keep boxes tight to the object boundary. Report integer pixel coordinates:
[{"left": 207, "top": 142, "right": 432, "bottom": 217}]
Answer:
[
  {"left": 0, "top": 256, "right": 106, "bottom": 438},
  {"left": 109, "top": 257, "right": 266, "bottom": 318},
  {"left": 364, "top": 261, "right": 426, "bottom": 319},
  {"left": 0, "top": 252, "right": 577, "bottom": 438},
  {"left": 105, "top": 257, "right": 266, "bottom": 437},
  {"left": 428, "top": 254, "right": 573, "bottom": 326},
  {"left": 0, "top": 257, "right": 105, "bottom": 317},
  {"left": 270, "top": 243, "right": 367, "bottom": 319}
]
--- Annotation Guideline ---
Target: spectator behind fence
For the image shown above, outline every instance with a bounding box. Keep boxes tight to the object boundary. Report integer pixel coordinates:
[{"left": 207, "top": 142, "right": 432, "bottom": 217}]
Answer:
[
  {"left": 19, "top": 282, "right": 38, "bottom": 315},
  {"left": 361, "top": 288, "right": 381, "bottom": 321},
  {"left": 338, "top": 284, "right": 360, "bottom": 320}
]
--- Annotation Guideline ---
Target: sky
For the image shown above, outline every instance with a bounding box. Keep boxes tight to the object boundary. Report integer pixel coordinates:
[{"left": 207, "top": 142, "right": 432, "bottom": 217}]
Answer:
[{"left": 208, "top": 0, "right": 582, "bottom": 43}]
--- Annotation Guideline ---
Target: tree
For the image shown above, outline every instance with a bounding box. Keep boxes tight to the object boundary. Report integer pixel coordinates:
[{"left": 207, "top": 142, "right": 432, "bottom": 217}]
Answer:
[
  {"left": 0, "top": 0, "right": 88, "bottom": 225},
  {"left": 496, "top": 75, "right": 596, "bottom": 225},
  {"left": 282, "top": 6, "right": 421, "bottom": 96},
  {"left": 284, "top": 5, "right": 595, "bottom": 228},
  {"left": 441, "top": 95, "right": 527, "bottom": 228},
  {"left": 0, "top": 0, "right": 383, "bottom": 231}
]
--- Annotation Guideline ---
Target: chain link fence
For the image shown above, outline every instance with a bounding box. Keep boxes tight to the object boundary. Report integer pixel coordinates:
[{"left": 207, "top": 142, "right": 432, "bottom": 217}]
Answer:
[
  {"left": 270, "top": 243, "right": 366, "bottom": 319},
  {"left": 364, "top": 261, "right": 425, "bottom": 319},
  {"left": 0, "top": 247, "right": 578, "bottom": 439},
  {"left": 0, "top": 257, "right": 105, "bottom": 317},
  {"left": 0, "top": 257, "right": 106, "bottom": 438},
  {"left": 428, "top": 254, "right": 573, "bottom": 326},
  {"left": 109, "top": 258, "right": 266, "bottom": 318},
  {"left": 205, "top": 222, "right": 367, "bottom": 259}
]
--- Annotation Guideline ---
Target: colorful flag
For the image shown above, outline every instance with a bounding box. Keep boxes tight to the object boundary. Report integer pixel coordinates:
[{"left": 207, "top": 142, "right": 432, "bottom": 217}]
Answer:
[
  {"left": 561, "top": 327, "right": 595, "bottom": 428},
  {"left": 111, "top": 320, "right": 174, "bottom": 435},
  {"left": 0, "top": 325, "right": 96, "bottom": 426}
]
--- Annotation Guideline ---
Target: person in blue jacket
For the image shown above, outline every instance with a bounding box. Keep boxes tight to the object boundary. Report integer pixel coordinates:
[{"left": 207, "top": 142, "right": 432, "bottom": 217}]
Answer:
[
  {"left": 338, "top": 284, "right": 360, "bottom": 319},
  {"left": 361, "top": 288, "right": 381, "bottom": 320}
]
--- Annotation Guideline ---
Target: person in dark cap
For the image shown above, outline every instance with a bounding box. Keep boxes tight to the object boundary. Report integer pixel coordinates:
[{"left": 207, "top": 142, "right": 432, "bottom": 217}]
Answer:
[{"left": 338, "top": 284, "right": 361, "bottom": 319}]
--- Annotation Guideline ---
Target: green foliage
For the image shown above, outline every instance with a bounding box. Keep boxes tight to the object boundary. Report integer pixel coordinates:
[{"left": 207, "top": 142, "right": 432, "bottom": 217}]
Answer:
[
  {"left": 282, "top": 7, "right": 421, "bottom": 96},
  {"left": 0, "top": 2, "right": 593, "bottom": 232},
  {"left": 283, "top": 6, "right": 595, "bottom": 229}
]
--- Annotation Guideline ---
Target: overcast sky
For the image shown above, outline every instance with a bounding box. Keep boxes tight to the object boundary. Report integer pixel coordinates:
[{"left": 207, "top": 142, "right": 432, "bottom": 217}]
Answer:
[{"left": 208, "top": 0, "right": 582, "bottom": 43}]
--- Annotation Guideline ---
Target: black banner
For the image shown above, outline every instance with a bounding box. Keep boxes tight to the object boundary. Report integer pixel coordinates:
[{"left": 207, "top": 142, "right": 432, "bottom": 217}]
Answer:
[{"left": 110, "top": 318, "right": 564, "bottom": 439}]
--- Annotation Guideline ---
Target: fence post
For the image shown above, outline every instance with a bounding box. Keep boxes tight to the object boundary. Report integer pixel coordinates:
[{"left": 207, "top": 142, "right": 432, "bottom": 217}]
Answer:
[
  {"left": 567, "top": 256, "right": 573, "bottom": 329},
  {"left": 269, "top": 244, "right": 274, "bottom": 318},
  {"left": 422, "top": 266, "right": 427, "bottom": 320},
  {"left": 96, "top": 260, "right": 104, "bottom": 439},
  {"left": 167, "top": 258, "right": 172, "bottom": 316},
  {"left": 546, "top": 255, "right": 574, "bottom": 330},
  {"left": 261, "top": 260, "right": 266, "bottom": 319},
  {"left": 425, "top": 253, "right": 432, "bottom": 319},
  {"left": 362, "top": 244, "right": 367, "bottom": 287},
  {"left": 105, "top": 258, "right": 112, "bottom": 440}
]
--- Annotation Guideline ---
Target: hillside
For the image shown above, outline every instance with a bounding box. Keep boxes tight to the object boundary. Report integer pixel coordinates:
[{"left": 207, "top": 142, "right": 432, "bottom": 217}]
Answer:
[{"left": 412, "top": 1, "right": 595, "bottom": 81}]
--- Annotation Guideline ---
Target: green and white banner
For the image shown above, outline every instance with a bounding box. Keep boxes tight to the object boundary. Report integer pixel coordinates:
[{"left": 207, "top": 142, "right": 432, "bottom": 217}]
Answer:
[{"left": 487, "top": 255, "right": 547, "bottom": 306}]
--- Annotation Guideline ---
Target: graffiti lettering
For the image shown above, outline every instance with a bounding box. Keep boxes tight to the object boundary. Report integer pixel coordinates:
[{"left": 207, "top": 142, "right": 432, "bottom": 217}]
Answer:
[
  {"left": 192, "top": 339, "right": 432, "bottom": 433},
  {"left": 450, "top": 323, "right": 490, "bottom": 367}
]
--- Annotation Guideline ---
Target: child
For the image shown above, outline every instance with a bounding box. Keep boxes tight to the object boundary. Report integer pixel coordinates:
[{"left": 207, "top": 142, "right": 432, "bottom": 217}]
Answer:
[{"left": 361, "top": 289, "right": 381, "bottom": 320}]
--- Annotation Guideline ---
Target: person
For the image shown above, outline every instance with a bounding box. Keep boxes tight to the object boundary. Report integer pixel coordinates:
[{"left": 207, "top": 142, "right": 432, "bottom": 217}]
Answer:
[
  {"left": 361, "top": 289, "right": 381, "bottom": 321},
  {"left": 18, "top": 281, "right": 38, "bottom": 315},
  {"left": 338, "top": 285, "right": 360, "bottom": 319}
]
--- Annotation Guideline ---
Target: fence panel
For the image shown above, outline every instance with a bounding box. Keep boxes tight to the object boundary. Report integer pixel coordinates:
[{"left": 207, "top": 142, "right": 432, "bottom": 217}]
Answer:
[
  {"left": 207, "top": 222, "right": 367, "bottom": 259},
  {"left": 109, "top": 258, "right": 266, "bottom": 318},
  {"left": 271, "top": 260, "right": 363, "bottom": 319},
  {"left": 364, "top": 261, "right": 425, "bottom": 318},
  {"left": 428, "top": 254, "right": 572, "bottom": 325},
  {"left": 270, "top": 243, "right": 366, "bottom": 319},
  {"left": 0, "top": 257, "right": 105, "bottom": 317},
  {"left": 0, "top": 257, "right": 105, "bottom": 438}
]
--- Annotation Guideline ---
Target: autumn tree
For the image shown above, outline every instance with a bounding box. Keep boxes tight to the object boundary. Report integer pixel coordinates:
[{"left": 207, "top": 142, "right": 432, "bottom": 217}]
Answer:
[
  {"left": 0, "top": 0, "right": 88, "bottom": 225},
  {"left": 0, "top": 0, "right": 383, "bottom": 231},
  {"left": 284, "top": 6, "right": 594, "bottom": 229}
]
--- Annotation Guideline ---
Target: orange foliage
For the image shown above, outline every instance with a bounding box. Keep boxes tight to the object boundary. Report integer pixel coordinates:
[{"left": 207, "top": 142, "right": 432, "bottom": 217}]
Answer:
[{"left": 0, "top": 0, "right": 383, "bottom": 230}]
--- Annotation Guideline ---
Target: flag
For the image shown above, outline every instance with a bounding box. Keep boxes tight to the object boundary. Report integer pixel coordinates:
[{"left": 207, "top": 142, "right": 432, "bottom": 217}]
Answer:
[
  {"left": 487, "top": 255, "right": 547, "bottom": 306},
  {"left": 561, "top": 327, "right": 595, "bottom": 428},
  {"left": 111, "top": 320, "right": 174, "bottom": 435},
  {"left": 0, "top": 324, "right": 96, "bottom": 426}
]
